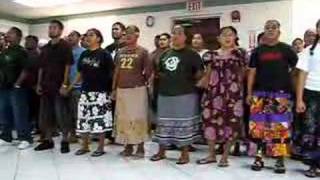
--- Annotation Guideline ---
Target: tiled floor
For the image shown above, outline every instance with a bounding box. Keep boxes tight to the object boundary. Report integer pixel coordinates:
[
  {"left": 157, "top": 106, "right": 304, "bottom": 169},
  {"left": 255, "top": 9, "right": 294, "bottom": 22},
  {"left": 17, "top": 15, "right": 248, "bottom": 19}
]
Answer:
[{"left": 0, "top": 138, "right": 312, "bottom": 180}]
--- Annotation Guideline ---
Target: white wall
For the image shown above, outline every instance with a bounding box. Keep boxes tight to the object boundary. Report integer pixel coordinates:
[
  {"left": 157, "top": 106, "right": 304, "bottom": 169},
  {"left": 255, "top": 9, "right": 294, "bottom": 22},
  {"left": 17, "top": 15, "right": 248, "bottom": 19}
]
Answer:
[
  {"left": 0, "top": 19, "right": 29, "bottom": 39},
  {"left": 29, "top": 0, "right": 293, "bottom": 51},
  {"left": 291, "top": 0, "right": 320, "bottom": 42}
]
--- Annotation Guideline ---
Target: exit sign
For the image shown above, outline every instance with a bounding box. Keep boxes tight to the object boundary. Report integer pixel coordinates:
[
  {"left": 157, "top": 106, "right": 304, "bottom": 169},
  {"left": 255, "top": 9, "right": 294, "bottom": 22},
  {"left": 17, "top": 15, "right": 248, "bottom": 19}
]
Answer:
[{"left": 187, "top": 0, "right": 203, "bottom": 12}]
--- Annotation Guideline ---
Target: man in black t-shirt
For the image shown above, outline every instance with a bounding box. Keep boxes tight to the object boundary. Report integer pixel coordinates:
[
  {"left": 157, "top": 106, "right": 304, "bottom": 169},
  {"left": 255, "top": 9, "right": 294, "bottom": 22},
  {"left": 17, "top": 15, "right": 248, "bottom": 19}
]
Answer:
[
  {"left": 0, "top": 27, "right": 33, "bottom": 150},
  {"left": 151, "top": 25, "right": 204, "bottom": 164},
  {"left": 247, "top": 20, "right": 298, "bottom": 174},
  {"left": 34, "top": 20, "right": 74, "bottom": 153},
  {"left": 105, "top": 22, "right": 126, "bottom": 59},
  {"left": 104, "top": 22, "right": 126, "bottom": 143},
  {"left": 24, "top": 35, "right": 41, "bottom": 136}
]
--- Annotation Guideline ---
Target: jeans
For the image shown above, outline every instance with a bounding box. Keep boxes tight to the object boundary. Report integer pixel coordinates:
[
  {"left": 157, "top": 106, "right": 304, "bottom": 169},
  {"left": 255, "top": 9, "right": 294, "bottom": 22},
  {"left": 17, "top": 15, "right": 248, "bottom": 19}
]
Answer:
[
  {"left": 0, "top": 88, "right": 32, "bottom": 142},
  {"left": 70, "top": 89, "right": 81, "bottom": 129},
  {"left": 39, "top": 94, "right": 72, "bottom": 140}
]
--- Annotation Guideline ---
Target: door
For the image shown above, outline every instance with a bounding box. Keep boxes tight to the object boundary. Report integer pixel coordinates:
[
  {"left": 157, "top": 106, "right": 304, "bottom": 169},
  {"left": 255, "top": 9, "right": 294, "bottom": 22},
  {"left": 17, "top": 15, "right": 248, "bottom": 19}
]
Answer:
[{"left": 174, "top": 17, "right": 220, "bottom": 50}]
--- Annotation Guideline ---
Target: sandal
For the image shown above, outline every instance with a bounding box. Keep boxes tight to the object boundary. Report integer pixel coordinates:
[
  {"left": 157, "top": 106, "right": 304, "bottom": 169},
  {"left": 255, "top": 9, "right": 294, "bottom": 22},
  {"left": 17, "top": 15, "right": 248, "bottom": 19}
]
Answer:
[
  {"left": 188, "top": 145, "right": 197, "bottom": 152},
  {"left": 274, "top": 159, "right": 286, "bottom": 174},
  {"left": 75, "top": 149, "right": 90, "bottom": 156},
  {"left": 120, "top": 147, "right": 133, "bottom": 157},
  {"left": 134, "top": 151, "right": 145, "bottom": 158},
  {"left": 218, "top": 160, "right": 229, "bottom": 167},
  {"left": 196, "top": 158, "right": 217, "bottom": 165},
  {"left": 91, "top": 150, "right": 105, "bottom": 157},
  {"left": 251, "top": 156, "right": 264, "bottom": 171},
  {"left": 305, "top": 166, "right": 318, "bottom": 178},
  {"left": 176, "top": 158, "right": 190, "bottom": 165},
  {"left": 150, "top": 154, "right": 166, "bottom": 161}
]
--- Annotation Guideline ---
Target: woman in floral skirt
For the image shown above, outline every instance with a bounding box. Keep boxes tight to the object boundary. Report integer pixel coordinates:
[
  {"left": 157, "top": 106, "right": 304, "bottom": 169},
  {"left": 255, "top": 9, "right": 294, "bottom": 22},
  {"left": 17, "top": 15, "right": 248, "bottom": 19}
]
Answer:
[
  {"left": 64, "top": 28, "right": 114, "bottom": 157},
  {"left": 197, "top": 26, "right": 247, "bottom": 167}
]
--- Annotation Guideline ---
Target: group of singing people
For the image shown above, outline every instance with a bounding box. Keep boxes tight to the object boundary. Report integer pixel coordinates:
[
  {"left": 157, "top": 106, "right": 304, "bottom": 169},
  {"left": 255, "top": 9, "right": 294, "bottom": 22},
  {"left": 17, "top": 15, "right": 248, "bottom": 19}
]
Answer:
[{"left": 0, "top": 18, "right": 319, "bottom": 178}]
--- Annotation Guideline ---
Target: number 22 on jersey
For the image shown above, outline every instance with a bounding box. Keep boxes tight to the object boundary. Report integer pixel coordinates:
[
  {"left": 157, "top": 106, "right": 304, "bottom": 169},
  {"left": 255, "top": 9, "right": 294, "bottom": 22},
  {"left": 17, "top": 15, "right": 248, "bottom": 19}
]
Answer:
[{"left": 120, "top": 57, "right": 134, "bottom": 69}]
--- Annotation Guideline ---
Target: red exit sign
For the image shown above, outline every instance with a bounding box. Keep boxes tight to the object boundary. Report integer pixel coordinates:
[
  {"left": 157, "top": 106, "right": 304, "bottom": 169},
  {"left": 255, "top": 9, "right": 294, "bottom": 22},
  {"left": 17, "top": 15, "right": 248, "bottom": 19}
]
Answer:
[{"left": 187, "top": 0, "right": 203, "bottom": 12}]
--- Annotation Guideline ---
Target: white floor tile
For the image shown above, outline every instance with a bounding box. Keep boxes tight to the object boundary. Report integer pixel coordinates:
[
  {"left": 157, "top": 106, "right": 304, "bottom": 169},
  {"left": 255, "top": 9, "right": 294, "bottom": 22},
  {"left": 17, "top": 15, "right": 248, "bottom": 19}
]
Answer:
[{"left": 0, "top": 139, "right": 314, "bottom": 180}]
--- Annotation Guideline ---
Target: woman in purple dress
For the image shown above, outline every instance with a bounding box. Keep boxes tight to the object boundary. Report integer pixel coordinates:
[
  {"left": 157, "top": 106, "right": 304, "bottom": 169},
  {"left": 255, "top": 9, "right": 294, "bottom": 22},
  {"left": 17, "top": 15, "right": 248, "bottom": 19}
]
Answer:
[{"left": 197, "top": 26, "right": 247, "bottom": 167}]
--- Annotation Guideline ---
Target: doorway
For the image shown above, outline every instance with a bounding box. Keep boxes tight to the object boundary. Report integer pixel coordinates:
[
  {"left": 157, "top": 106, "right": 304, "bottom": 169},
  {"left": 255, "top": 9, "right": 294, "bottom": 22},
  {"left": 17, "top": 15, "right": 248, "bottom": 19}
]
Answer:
[{"left": 173, "top": 17, "right": 220, "bottom": 50}]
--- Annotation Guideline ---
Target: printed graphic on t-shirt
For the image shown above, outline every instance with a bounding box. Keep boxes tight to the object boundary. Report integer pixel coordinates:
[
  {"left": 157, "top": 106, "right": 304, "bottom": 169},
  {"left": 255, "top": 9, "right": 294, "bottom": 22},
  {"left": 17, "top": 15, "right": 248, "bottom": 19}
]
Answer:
[
  {"left": 260, "top": 52, "right": 283, "bottom": 62},
  {"left": 82, "top": 57, "right": 101, "bottom": 68},
  {"left": 118, "top": 54, "right": 138, "bottom": 70},
  {"left": 164, "top": 56, "right": 180, "bottom": 71},
  {"left": 4, "top": 55, "right": 12, "bottom": 63}
]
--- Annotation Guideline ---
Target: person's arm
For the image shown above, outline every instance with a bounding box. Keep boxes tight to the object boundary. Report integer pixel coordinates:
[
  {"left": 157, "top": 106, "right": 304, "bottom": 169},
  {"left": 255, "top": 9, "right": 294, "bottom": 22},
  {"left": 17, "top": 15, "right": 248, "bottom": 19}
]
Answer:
[
  {"left": 111, "top": 53, "right": 120, "bottom": 100},
  {"left": 296, "top": 70, "right": 308, "bottom": 113},
  {"left": 66, "top": 72, "right": 82, "bottom": 92},
  {"left": 36, "top": 68, "right": 43, "bottom": 95},
  {"left": 195, "top": 70, "right": 204, "bottom": 81},
  {"left": 65, "top": 51, "right": 86, "bottom": 93},
  {"left": 291, "top": 67, "right": 299, "bottom": 90},
  {"left": 142, "top": 50, "right": 153, "bottom": 85},
  {"left": 247, "top": 68, "right": 256, "bottom": 97},
  {"left": 112, "top": 52, "right": 120, "bottom": 91},
  {"left": 14, "top": 70, "right": 28, "bottom": 88},
  {"left": 295, "top": 49, "right": 309, "bottom": 113},
  {"left": 196, "top": 65, "right": 211, "bottom": 89},
  {"left": 296, "top": 70, "right": 307, "bottom": 103},
  {"left": 246, "top": 48, "right": 258, "bottom": 104},
  {"left": 104, "top": 52, "right": 114, "bottom": 91},
  {"left": 62, "top": 44, "right": 74, "bottom": 87},
  {"left": 14, "top": 51, "right": 30, "bottom": 88},
  {"left": 193, "top": 52, "right": 205, "bottom": 80},
  {"left": 62, "top": 65, "right": 71, "bottom": 86}
]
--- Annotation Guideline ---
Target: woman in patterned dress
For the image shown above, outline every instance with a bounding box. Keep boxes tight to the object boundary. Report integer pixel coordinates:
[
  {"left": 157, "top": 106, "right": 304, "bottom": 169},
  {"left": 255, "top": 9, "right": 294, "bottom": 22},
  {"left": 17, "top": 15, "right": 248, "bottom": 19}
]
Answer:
[
  {"left": 247, "top": 20, "right": 298, "bottom": 173},
  {"left": 64, "top": 29, "right": 114, "bottom": 157},
  {"left": 197, "top": 26, "right": 247, "bottom": 167}
]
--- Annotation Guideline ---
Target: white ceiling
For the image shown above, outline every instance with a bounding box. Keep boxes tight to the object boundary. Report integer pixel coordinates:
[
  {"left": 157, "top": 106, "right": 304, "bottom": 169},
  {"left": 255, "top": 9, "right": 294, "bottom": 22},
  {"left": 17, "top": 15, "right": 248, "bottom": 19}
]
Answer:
[{"left": 0, "top": 0, "right": 185, "bottom": 19}]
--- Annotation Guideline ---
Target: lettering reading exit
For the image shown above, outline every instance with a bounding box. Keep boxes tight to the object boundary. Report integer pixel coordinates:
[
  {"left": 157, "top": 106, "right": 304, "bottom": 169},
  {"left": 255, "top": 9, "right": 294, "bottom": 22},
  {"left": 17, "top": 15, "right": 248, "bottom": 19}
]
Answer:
[{"left": 187, "top": 0, "right": 202, "bottom": 12}]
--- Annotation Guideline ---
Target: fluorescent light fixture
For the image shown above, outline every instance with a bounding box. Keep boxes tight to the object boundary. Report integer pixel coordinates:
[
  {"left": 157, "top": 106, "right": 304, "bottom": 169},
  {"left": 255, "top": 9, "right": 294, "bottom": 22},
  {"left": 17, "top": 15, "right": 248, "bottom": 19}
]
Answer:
[{"left": 13, "top": 0, "right": 82, "bottom": 8}]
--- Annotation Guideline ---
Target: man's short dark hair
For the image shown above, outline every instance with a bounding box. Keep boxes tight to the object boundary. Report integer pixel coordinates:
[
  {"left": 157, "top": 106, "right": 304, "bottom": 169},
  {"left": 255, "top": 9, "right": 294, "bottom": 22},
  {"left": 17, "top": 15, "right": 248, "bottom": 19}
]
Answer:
[
  {"left": 50, "top": 20, "right": 64, "bottom": 30},
  {"left": 25, "top": 35, "right": 39, "bottom": 44},
  {"left": 71, "top": 30, "right": 81, "bottom": 37},
  {"left": 113, "top": 22, "right": 126, "bottom": 31},
  {"left": 125, "top": 25, "right": 140, "bottom": 36},
  {"left": 160, "top": 33, "right": 171, "bottom": 39},
  {"left": 257, "top": 32, "right": 265, "bottom": 42},
  {"left": 10, "top": 27, "right": 23, "bottom": 38}
]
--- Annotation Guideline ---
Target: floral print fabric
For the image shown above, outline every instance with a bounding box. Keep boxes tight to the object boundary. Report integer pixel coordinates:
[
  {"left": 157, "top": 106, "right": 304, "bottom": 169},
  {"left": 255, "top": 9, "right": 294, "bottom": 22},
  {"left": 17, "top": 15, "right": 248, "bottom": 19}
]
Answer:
[
  {"left": 202, "top": 49, "right": 247, "bottom": 142},
  {"left": 249, "top": 91, "right": 293, "bottom": 157},
  {"left": 77, "top": 92, "right": 113, "bottom": 133}
]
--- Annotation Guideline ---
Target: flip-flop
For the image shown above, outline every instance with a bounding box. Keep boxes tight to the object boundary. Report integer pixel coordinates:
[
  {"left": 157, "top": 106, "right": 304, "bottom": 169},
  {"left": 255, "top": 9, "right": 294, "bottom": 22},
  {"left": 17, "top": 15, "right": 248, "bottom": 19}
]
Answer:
[
  {"left": 134, "top": 152, "right": 145, "bottom": 158},
  {"left": 218, "top": 161, "right": 229, "bottom": 167},
  {"left": 75, "top": 149, "right": 90, "bottom": 156},
  {"left": 120, "top": 150, "right": 133, "bottom": 157},
  {"left": 196, "top": 158, "right": 217, "bottom": 165},
  {"left": 176, "top": 158, "right": 190, "bottom": 165},
  {"left": 150, "top": 154, "right": 166, "bottom": 161},
  {"left": 91, "top": 150, "right": 105, "bottom": 157},
  {"left": 251, "top": 156, "right": 264, "bottom": 171},
  {"left": 305, "top": 168, "right": 318, "bottom": 178},
  {"left": 274, "top": 159, "right": 286, "bottom": 174}
]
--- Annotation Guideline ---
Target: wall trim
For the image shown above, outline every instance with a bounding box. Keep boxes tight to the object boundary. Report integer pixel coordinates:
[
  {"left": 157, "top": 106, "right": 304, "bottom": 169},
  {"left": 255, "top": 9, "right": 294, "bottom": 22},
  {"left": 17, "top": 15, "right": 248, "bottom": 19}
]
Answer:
[
  {"left": 0, "top": 13, "right": 31, "bottom": 24},
  {"left": 1, "top": 0, "right": 287, "bottom": 24}
]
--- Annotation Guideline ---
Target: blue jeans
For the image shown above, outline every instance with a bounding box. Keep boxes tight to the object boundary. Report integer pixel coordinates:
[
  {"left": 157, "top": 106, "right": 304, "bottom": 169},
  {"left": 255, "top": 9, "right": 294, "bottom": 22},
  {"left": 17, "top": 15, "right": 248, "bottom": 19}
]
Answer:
[{"left": 0, "top": 88, "right": 32, "bottom": 142}]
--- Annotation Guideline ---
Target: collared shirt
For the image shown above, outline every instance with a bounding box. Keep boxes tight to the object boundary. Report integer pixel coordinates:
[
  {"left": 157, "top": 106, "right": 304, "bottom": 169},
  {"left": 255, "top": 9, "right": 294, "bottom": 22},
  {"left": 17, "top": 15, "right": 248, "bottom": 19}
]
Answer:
[
  {"left": 70, "top": 45, "right": 85, "bottom": 89},
  {"left": 40, "top": 39, "right": 74, "bottom": 94},
  {"left": 0, "top": 44, "right": 29, "bottom": 89}
]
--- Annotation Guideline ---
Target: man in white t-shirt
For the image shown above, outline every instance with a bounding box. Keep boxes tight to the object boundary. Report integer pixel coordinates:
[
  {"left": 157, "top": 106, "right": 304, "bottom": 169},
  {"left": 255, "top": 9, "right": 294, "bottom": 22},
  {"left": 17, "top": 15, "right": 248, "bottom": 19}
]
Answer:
[{"left": 296, "top": 30, "right": 320, "bottom": 177}]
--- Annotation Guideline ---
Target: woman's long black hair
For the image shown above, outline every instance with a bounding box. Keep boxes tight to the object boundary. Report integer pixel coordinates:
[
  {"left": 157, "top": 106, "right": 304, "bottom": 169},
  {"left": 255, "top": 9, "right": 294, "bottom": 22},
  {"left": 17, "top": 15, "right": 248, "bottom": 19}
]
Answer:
[{"left": 310, "top": 19, "right": 320, "bottom": 56}]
